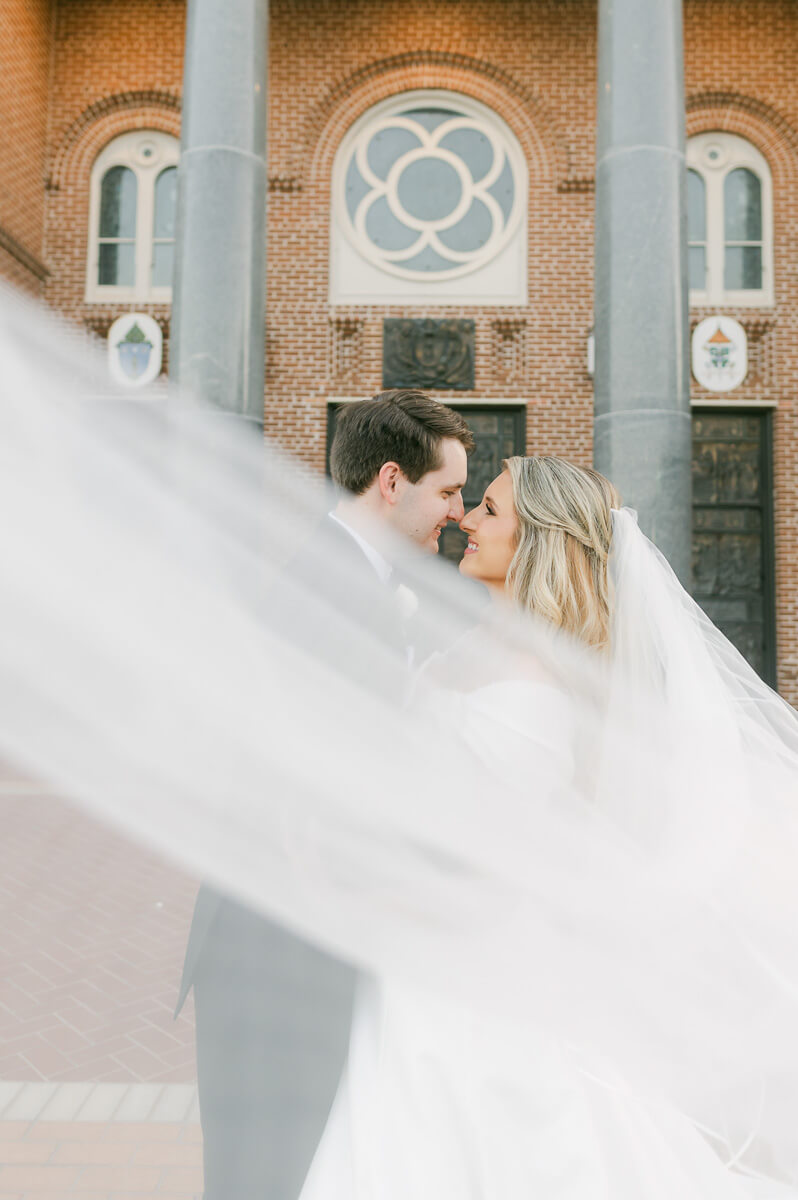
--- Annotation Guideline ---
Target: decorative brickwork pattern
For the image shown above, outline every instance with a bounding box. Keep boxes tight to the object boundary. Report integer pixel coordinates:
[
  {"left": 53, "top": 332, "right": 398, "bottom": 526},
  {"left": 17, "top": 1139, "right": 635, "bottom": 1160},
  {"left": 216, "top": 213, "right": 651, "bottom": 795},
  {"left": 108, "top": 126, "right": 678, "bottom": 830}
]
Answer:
[
  {"left": 329, "top": 316, "right": 365, "bottom": 387},
  {"left": 491, "top": 318, "right": 528, "bottom": 386}
]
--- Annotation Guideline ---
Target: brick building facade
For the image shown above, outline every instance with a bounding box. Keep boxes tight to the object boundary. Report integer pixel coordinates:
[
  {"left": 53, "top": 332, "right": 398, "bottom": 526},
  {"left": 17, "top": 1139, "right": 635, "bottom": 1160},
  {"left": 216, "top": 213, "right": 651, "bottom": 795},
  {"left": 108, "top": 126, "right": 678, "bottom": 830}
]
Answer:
[{"left": 2, "top": 0, "right": 797, "bottom": 698}]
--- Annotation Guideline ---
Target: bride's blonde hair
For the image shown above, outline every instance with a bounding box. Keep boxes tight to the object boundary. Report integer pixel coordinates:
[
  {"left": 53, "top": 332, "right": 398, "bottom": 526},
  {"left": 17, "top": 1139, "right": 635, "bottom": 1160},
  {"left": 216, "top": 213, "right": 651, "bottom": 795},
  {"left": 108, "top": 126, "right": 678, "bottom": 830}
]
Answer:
[{"left": 504, "top": 456, "right": 621, "bottom": 650}]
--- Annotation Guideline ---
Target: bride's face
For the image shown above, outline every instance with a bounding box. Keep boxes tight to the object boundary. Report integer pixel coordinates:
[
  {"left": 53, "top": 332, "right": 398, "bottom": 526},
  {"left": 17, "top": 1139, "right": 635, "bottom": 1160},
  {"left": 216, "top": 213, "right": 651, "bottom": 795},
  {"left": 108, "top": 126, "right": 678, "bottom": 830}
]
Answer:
[{"left": 459, "top": 471, "right": 518, "bottom": 591}]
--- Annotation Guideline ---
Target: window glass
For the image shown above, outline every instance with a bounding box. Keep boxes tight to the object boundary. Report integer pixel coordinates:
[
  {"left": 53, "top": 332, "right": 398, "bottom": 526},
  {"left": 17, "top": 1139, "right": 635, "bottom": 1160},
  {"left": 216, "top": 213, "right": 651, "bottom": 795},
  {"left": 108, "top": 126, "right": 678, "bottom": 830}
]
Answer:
[
  {"left": 153, "top": 167, "right": 177, "bottom": 239},
  {"left": 687, "top": 169, "right": 706, "bottom": 241},
  {"left": 98, "top": 242, "right": 135, "bottom": 287},
  {"left": 98, "top": 167, "right": 137, "bottom": 286},
  {"left": 332, "top": 92, "right": 527, "bottom": 303},
  {"left": 686, "top": 133, "right": 771, "bottom": 304},
  {"left": 364, "top": 196, "right": 418, "bottom": 251},
  {"left": 688, "top": 246, "right": 706, "bottom": 292},
  {"left": 99, "top": 167, "right": 137, "bottom": 239},
  {"left": 407, "top": 107, "right": 458, "bottom": 133},
  {"left": 725, "top": 246, "right": 763, "bottom": 291},
  {"left": 396, "top": 157, "right": 463, "bottom": 222},
  {"left": 340, "top": 102, "right": 520, "bottom": 280},
  {"left": 487, "top": 156, "right": 515, "bottom": 222},
  {"left": 437, "top": 197, "right": 493, "bottom": 253},
  {"left": 724, "top": 168, "right": 762, "bottom": 242},
  {"left": 438, "top": 126, "right": 494, "bottom": 183},
  {"left": 687, "top": 170, "right": 706, "bottom": 292},
  {"left": 364, "top": 127, "right": 423, "bottom": 185},
  {"left": 151, "top": 167, "right": 178, "bottom": 287},
  {"left": 724, "top": 169, "right": 762, "bottom": 290},
  {"left": 89, "top": 133, "right": 179, "bottom": 299},
  {"left": 151, "top": 244, "right": 174, "bottom": 289}
]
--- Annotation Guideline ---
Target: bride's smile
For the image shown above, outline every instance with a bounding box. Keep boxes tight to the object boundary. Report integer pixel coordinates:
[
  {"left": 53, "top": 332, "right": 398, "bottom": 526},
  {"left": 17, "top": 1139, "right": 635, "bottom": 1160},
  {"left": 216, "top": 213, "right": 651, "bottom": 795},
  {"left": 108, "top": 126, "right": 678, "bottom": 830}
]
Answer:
[{"left": 458, "top": 469, "right": 519, "bottom": 596}]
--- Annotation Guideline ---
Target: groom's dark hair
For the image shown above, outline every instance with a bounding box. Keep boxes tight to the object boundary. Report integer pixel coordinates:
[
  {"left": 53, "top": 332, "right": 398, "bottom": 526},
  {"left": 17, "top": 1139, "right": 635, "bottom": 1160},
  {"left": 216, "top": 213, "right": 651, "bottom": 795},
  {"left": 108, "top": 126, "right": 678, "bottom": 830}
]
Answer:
[{"left": 330, "top": 389, "right": 474, "bottom": 496}]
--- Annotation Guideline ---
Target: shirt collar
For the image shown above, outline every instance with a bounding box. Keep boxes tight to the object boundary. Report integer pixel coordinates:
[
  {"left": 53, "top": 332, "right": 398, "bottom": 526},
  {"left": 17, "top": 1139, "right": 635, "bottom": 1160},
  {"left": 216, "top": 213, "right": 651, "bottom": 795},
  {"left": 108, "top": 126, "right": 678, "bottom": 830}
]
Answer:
[{"left": 328, "top": 512, "right": 393, "bottom": 585}]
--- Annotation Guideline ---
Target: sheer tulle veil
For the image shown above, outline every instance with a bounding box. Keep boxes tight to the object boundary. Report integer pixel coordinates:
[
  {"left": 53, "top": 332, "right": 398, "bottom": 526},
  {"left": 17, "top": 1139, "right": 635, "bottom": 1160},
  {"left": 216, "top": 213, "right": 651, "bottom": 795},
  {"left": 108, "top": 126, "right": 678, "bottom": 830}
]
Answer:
[
  {"left": 603, "top": 507, "right": 798, "bottom": 1181},
  {"left": 1, "top": 285, "right": 798, "bottom": 1189}
]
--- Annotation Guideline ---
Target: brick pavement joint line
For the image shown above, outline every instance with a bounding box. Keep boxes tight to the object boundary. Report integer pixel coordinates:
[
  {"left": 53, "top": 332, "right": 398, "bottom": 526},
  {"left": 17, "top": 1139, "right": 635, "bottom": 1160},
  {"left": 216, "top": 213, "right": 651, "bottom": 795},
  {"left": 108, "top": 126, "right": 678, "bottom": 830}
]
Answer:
[{"left": 0, "top": 1083, "right": 198, "bottom": 1124}]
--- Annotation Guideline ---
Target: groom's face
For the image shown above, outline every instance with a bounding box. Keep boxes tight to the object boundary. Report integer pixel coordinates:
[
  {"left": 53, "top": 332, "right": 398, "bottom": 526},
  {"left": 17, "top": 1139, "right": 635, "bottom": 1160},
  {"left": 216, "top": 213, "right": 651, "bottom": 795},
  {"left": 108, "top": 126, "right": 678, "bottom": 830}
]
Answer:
[{"left": 393, "top": 438, "right": 468, "bottom": 552}]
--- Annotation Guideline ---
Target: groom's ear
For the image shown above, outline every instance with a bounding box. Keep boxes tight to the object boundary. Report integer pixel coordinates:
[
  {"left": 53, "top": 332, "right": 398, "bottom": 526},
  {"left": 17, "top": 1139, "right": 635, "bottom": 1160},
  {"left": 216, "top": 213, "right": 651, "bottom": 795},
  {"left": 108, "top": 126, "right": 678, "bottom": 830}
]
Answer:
[{"left": 377, "top": 461, "right": 406, "bottom": 505}]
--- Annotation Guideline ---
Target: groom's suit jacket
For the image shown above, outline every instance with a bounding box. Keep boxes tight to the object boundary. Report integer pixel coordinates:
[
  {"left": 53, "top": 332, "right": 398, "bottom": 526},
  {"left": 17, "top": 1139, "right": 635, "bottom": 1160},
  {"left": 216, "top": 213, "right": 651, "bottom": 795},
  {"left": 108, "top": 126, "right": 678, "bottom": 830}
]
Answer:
[{"left": 176, "top": 515, "right": 408, "bottom": 1200}]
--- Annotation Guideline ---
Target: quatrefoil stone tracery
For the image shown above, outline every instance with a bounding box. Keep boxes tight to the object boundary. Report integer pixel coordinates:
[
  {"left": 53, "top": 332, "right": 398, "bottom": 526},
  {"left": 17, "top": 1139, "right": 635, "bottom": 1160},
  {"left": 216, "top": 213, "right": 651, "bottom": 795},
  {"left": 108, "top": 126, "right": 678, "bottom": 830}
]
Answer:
[{"left": 343, "top": 108, "right": 520, "bottom": 281}]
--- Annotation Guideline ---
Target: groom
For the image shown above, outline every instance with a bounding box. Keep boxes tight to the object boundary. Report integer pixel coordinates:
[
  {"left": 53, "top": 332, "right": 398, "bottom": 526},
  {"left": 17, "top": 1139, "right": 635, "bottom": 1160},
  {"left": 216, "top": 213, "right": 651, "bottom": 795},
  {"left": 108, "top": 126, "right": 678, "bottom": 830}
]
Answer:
[{"left": 177, "top": 388, "right": 474, "bottom": 1199}]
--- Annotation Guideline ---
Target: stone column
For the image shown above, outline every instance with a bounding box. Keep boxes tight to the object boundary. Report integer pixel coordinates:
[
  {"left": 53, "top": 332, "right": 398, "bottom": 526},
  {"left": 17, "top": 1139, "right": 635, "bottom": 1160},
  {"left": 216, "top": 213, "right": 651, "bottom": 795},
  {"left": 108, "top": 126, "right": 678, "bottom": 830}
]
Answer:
[
  {"left": 170, "top": 0, "right": 268, "bottom": 424},
  {"left": 593, "top": 0, "right": 692, "bottom": 584}
]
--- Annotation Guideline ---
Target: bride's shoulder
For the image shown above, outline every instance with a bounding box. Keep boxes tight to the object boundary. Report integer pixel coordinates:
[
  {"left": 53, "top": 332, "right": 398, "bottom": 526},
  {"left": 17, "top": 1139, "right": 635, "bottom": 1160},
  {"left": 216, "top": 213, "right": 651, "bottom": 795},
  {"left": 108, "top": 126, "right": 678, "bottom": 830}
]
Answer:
[
  {"left": 419, "top": 624, "right": 570, "bottom": 708},
  {"left": 418, "top": 627, "right": 576, "bottom": 771}
]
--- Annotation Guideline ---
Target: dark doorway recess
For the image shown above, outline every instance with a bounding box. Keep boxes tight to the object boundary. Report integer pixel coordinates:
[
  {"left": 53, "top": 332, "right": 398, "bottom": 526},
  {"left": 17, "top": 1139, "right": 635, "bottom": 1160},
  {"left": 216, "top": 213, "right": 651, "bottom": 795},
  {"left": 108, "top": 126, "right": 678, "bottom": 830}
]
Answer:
[{"left": 691, "top": 408, "right": 776, "bottom": 686}]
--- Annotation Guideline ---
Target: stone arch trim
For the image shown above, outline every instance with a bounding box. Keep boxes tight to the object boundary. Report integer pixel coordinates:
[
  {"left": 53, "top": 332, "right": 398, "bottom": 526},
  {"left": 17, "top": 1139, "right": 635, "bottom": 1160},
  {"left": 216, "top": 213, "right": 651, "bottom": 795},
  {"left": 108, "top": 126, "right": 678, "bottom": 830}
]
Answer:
[
  {"left": 297, "top": 51, "right": 572, "bottom": 194},
  {"left": 47, "top": 91, "right": 182, "bottom": 192},
  {"left": 686, "top": 91, "right": 798, "bottom": 182}
]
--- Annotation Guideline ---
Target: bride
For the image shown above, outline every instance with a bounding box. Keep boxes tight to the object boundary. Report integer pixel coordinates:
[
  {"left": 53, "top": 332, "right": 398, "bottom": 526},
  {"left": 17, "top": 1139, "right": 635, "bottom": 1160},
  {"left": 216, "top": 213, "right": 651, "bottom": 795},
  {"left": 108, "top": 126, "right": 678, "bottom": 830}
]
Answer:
[{"left": 299, "top": 455, "right": 798, "bottom": 1200}]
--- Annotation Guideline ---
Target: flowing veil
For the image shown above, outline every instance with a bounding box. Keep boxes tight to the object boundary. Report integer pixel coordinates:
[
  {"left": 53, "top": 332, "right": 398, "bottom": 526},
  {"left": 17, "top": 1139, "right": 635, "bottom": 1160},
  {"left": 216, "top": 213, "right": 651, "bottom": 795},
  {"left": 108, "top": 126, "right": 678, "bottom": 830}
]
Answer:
[
  {"left": 605, "top": 509, "right": 798, "bottom": 1182},
  {"left": 1, "top": 284, "right": 798, "bottom": 1192}
]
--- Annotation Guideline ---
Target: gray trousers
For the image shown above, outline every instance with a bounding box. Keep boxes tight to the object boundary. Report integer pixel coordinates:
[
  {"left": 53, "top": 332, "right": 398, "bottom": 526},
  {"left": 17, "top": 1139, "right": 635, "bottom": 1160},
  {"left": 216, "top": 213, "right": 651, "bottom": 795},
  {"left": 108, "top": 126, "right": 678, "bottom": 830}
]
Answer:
[{"left": 193, "top": 897, "right": 356, "bottom": 1199}]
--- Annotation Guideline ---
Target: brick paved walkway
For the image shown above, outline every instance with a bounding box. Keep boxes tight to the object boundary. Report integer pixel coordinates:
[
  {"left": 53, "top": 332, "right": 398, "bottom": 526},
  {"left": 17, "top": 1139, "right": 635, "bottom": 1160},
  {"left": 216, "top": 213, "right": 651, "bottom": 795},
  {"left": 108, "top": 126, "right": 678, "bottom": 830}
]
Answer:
[
  {"left": 0, "top": 783, "right": 198, "bottom": 1085},
  {"left": 0, "top": 776, "right": 204, "bottom": 1196}
]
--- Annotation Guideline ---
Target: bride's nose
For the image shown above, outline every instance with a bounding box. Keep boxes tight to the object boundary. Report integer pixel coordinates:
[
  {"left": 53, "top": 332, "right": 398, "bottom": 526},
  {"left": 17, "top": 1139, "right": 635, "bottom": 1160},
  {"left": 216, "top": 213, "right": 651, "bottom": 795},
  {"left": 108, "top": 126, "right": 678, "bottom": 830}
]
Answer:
[{"left": 460, "top": 507, "right": 477, "bottom": 533}]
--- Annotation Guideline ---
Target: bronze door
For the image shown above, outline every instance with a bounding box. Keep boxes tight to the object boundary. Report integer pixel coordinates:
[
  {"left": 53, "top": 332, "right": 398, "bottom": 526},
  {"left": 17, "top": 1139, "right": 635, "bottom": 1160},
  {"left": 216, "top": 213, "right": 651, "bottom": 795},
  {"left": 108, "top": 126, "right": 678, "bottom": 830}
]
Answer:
[
  {"left": 692, "top": 410, "right": 776, "bottom": 686},
  {"left": 439, "top": 407, "right": 527, "bottom": 564}
]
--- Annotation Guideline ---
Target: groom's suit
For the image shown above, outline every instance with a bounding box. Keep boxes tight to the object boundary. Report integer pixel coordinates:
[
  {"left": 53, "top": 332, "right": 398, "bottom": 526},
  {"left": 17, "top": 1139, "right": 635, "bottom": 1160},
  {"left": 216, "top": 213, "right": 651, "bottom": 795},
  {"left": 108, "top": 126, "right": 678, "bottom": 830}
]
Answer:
[{"left": 177, "top": 515, "right": 408, "bottom": 1200}]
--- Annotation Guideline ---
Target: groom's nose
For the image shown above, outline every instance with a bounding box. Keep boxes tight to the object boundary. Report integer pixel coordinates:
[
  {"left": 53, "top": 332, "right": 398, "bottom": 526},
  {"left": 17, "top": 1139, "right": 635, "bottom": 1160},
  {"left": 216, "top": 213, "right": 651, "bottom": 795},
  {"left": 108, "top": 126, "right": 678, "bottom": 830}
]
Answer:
[{"left": 448, "top": 491, "right": 465, "bottom": 522}]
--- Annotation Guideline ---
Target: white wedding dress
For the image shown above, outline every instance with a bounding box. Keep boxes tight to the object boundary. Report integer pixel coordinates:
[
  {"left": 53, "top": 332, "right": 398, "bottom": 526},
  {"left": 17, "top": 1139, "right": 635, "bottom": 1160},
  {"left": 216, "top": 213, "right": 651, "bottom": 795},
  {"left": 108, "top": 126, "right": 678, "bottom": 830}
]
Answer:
[{"left": 299, "top": 680, "right": 791, "bottom": 1200}]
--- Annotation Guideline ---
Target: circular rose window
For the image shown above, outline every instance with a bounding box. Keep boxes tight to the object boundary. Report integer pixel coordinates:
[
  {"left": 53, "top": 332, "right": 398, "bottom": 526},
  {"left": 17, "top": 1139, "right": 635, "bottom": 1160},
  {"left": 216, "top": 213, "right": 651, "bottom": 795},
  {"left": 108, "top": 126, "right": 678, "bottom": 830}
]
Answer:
[{"left": 338, "top": 96, "right": 524, "bottom": 281}]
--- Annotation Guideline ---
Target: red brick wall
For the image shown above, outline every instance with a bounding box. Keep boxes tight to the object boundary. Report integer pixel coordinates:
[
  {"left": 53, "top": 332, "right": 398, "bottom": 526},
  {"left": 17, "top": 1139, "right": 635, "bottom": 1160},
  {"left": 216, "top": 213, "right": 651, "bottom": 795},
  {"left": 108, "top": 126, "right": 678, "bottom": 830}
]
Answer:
[
  {"left": 0, "top": 0, "right": 53, "bottom": 296},
  {"left": 4, "top": 0, "right": 798, "bottom": 696}
]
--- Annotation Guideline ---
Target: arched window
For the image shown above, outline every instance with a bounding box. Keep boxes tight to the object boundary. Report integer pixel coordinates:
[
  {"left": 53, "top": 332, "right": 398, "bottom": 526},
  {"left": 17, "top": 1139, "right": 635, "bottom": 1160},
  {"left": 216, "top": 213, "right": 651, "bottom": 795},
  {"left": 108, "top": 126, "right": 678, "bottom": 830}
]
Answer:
[
  {"left": 330, "top": 91, "right": 528, "bottom": 305},
  {"left": 687, "top": 132, "right": 773, "bottom": 306},
  {"left": 87, "top": 130, "right": 179, "bottom": 302}
]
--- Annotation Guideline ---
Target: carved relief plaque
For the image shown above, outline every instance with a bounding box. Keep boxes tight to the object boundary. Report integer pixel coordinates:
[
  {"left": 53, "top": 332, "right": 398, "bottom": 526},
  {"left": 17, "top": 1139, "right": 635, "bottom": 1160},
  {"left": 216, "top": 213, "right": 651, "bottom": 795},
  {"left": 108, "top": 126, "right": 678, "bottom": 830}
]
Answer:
[{"left": 382, "top": 319, "right": 475, "bottom": 391}]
